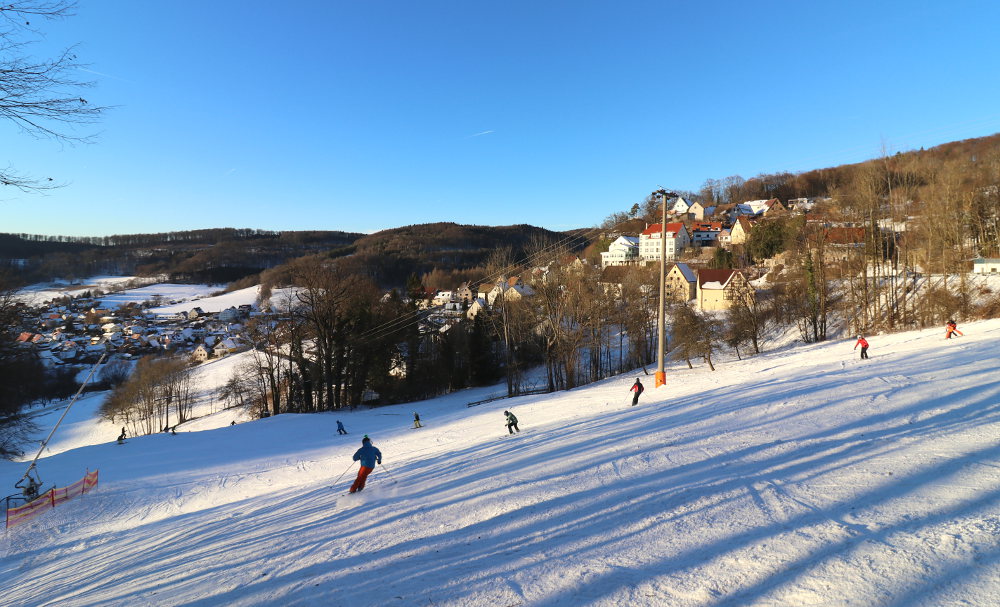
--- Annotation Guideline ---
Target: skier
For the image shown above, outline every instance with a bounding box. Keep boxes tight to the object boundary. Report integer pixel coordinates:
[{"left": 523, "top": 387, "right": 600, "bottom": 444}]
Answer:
[
  {"left": 630, "top": 378, "right": 644, "bottom": 406},
  {"left": 349, "top": 436, "right": 382, "bottom": 494},
  {"left": 854, "top": 335, "right": 869, "bottom": 359},
  {"left": 945, "top": 319, "right": 963, "bottom": 339},
  {"left": 413, "top": 412, "right": 422, "bottom": 429},
  {"left": 504, "top": 410, "right": 520, "bottom": 434},
  {"left": 116, "top": 427, "right": 127, "bottom": 444},
  {"left": 336, "top": 420, "right": 347, "bottom": 435}
]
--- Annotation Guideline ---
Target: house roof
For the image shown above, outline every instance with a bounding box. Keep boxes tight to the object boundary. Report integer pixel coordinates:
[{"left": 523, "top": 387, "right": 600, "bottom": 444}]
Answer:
[
  {"left": 692, "top": 222, "right": 723, "bottom": 232},
  {"left": 824, "top": 227, "right": 866, "bottom": 244},
  {"left": 670, "top": 263, "right": 697, "bottom": 282},
  {"left": 641, "top": 222, "right": 686, "bottom": 237},
  {"left": 697, "top": 269, "right": 738, "bottom": 289}
]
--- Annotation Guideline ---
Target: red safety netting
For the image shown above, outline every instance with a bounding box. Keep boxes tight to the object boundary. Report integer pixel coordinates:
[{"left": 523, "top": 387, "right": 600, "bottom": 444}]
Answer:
[{"left": 5, "top": 469, "right": 99, "bottom": 529}]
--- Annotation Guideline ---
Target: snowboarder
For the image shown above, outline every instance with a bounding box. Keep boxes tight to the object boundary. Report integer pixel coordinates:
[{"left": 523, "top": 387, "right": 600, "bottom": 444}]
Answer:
[
  {"left": 336, "top": 420, "right": 347, "bottom": 435},
  {"left": 349, "top": 436, "right": 382, "bottom": 494},
  {"left": 116, "top": 427, "right": 127, "bottom": 444},
  {"left": 413, "top": 412, "right": 422, "bottom": 429},
  {"left": 630, "top": 378, "right": 644, "bottom": 406},
  {"left": 504, "top": 410, "right": 520, "bottom": 434},
  {"left": 854, "top": 335, "right": 869, "bottom": 359},
  {"left": 946, "top": 319, "right": 963, "bottom": 339}
]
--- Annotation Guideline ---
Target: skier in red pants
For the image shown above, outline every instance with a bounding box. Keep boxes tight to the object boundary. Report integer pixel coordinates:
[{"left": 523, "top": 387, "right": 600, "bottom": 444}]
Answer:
[{"left": 349, "top": 436, "right": 382, "bottom": 493}]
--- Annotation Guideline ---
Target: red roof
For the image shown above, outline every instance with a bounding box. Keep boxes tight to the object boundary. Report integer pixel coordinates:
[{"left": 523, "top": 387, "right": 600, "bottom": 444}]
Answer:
[
  {"left": 825, "top": 227, "right": 866, "bottom": 244},
  {"left": 697, "top": 269, "right": 738, "bottom": 288},
  {"left": 692, "top": 222, "right": 723, "bottom": 231},
  {"left": 641, "top": 223, "right": 686, "bottom": 236}
]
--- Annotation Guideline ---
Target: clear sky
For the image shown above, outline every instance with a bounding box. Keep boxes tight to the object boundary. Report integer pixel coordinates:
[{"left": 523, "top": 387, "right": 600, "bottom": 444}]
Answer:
[{"left": 3, "top": 0, "right": 1000, "bottom": 237}]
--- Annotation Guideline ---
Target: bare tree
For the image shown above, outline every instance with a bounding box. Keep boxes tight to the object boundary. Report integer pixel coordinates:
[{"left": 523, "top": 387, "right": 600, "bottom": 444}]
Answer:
[{"left": 1, "top": 1, "right": 108, "bottom": 191}]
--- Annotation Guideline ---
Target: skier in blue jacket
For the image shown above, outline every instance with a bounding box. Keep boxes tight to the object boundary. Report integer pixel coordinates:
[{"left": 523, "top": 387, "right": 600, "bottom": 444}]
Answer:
[{"left": 349, "top": 436, "right": 382, "bottom": 493}]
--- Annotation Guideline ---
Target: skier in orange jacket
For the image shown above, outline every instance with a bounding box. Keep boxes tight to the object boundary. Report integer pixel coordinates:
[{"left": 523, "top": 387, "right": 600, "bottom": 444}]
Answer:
[{"left": 945, "top": 320, "right": 963, "bottom": 339}]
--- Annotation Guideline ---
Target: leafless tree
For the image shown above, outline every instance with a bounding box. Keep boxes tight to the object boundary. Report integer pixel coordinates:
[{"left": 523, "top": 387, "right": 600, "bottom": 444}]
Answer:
[{"left": 1, "top": 1, "right": 108, "bottom": 191}]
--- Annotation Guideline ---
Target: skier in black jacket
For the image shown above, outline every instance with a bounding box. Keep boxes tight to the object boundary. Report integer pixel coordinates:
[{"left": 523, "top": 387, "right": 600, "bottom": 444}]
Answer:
[
  {"left": 504, "top": 410, "right": 520, "bottom": 434},
  {"left": 630, "top": 378, "right": 644, "bottom": 406}
]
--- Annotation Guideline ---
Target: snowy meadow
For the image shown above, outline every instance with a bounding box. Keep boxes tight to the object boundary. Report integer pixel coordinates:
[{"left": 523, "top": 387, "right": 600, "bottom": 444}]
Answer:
[{"left": 2, "top": 320, "right": 999, "bottom": 606}]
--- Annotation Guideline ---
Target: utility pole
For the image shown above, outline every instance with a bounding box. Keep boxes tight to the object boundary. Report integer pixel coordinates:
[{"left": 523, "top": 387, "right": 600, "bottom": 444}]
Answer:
[{"left": 652, "top": 188, "right": 677, "bottom": 388}]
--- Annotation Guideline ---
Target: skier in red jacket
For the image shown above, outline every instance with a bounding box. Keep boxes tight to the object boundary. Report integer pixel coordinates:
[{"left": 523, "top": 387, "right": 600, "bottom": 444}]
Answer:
[
  {"left": 630, "top": 378, "right": 644, "bottom": 406},
  {"left": 854, "top": 335, "right": 869, "bottom": 360}
]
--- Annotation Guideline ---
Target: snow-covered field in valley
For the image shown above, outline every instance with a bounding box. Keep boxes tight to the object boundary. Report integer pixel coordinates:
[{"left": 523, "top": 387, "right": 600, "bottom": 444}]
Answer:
[{"left": 3, "top": 320, "right": 1000, "bottom": 606}]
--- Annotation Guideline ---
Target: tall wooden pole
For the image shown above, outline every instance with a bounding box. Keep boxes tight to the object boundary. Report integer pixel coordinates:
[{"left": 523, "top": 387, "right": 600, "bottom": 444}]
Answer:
[{"left": 656, "top": 191, "right": 667, "bottom": 387}]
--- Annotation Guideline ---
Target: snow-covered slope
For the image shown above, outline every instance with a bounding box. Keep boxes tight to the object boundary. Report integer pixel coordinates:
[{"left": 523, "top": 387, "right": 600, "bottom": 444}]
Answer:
[{"left": 2, "top": 322, "right": 1000, "bottom": 606}]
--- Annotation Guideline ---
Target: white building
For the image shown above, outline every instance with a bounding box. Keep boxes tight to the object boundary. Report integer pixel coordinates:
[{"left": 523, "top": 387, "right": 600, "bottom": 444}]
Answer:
[
  {"left": 639, "top": 223, "right": 690, "bottom": 262},
  {"left": 600, "top": 236, "right": 640, "bottom": 268},
  {"left": 973, "top": 258, "right": 1000, "bottom": 274}
]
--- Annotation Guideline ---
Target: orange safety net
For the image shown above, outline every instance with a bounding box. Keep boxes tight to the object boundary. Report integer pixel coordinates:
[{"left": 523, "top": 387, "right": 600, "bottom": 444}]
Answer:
[{"left": 5, "top": 469, "right": 99, "bottom": 529}]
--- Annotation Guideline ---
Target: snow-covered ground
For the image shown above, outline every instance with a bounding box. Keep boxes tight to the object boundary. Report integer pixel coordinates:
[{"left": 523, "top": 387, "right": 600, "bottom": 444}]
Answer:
[
  {"left": 15, "top": 276, "right": 147, "bottom": 307},
  {"left": 95, "top": 283, "right": 223, "bottom": 310},
  {"left": 147, "top": 285, "right": 260, "bottom": 315},
  {"left": 2, "top": 321, "right": 1000, "bottom": 606}
]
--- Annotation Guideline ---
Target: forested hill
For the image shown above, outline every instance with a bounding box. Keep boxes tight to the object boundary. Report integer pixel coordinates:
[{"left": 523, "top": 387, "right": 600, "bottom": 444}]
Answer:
[
  {"left": 2, "top": 223, "right": 585, "bottom": 290},
  {"left": 261, "top": 222, "right": 585, "bottom": 289},
  {"left": 0, "top": 229, "right": 363, "bottom": 285}
]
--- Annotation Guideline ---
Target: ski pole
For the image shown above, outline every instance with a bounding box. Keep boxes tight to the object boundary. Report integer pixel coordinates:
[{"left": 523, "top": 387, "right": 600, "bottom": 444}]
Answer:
[
  {"left": 332, "top": 461, "right": 357, "bottom": 487},
  {"left": 379, "top": 462, "right": 394, "bottom": 479}
]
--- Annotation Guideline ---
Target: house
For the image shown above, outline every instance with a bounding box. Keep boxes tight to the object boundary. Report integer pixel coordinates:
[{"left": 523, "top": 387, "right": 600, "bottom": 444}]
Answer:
[
  {"left": 191, "top": 344, "right": 209, "bottom": 363},
  {"left": 665, "top": 263, "right": 697, "bottom": 303},
  {"left": 477, "top": 284, "right": 493, "bottom": 302},
  {"left": 687, "top": 201, "right": 706, "bottom": 220},
  {"left": 670, "top": 196, "right": 692, "bottom": 215},
  {"left": 487, "top": 277, "right": 534, "bottom": 306},
  {"left": 974, "top": 258, "right": 1000, "bottom": 274},
  {"left": 454, "top": 283, "right": 475, "bottom": 303},
  {"left": 729, "top": 216, "right": 754, "bottom": 246},
  {"left": 218, "top": 307, "right": 242, "bottom": 322},
  {"left": 466, "top": 297, "right": 487, "bottom": 320},
  {"left": 600, "top": 236, "right": 640, "bottom": 268},
  {"left": 432, "top": 291, "right": 454, "bottom": 306},
  {"left": 638, "top": 223, "right": 690, "bottom": 262},
  {"left": 690, "top": 222, "right": 723, "bottom": 247},
  {"left": 696, "top": 269, "right": 754, "bottom": 311},
  {"left": 187, "top": 307, "right": 205, "bottom": 320},
  {"left": 734, "top": 199, "right": 779, "bottom": 217},
  {"left": 824, "top": 227, "right": 867, "bottom": 263}
]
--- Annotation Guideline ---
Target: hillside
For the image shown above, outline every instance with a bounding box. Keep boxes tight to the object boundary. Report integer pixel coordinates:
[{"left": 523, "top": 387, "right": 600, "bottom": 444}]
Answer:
[
  {"left": 324, "top": 222, "right": 585, "bottom": 287},
  {"left": 2, "top": 320, "right": 999, "bottom": 606}
]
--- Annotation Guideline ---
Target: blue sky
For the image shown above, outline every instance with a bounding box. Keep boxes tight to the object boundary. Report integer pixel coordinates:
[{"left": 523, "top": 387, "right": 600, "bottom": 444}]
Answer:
[{"left": 3, "top": 0, "right": 1000, "bottom": 237}]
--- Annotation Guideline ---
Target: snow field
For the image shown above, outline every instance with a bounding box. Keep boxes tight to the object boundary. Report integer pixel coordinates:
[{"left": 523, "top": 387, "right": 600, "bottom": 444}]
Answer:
[{"left": 1, "top": 321, "right": 1000, "bottom": 606}]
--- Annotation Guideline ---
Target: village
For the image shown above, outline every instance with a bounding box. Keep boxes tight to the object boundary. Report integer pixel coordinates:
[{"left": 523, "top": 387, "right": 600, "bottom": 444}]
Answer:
[{"left": 11, "top": 193, "right": 1000, "bottom": 384}]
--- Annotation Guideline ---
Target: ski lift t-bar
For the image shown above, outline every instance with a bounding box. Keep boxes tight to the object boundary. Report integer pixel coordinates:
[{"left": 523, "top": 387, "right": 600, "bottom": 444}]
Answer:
[{"left": 17, "top": 352, "right": 107, "bottom": 485}]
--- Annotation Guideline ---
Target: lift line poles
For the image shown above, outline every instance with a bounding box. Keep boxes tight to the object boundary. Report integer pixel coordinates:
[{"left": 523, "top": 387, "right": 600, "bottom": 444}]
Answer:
[
  {"left": 652, "top": 188, "right": 677, "bottom": 388},
  {"left": 16, "top": 352, "right": 107, "bottom": 489}
]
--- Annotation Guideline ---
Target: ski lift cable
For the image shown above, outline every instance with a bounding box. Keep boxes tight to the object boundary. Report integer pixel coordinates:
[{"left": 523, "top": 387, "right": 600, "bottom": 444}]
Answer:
[{"left": 16, "top": 352, "right": 107, "bottom": 488}]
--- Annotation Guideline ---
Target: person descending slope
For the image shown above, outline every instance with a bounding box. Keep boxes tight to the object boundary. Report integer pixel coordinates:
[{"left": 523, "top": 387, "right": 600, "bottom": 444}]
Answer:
[
  {"left": 945, "top": 319, "right": 963, "bottom": 339},
  {"left": 413, "top": 412, "right": 423, "bottom": 428},
  {"left": 854, "top": 335, "right": 869, "bottom": 360},
  {"left": 336, "top": 420, "right": 347, "bottom": 435},
  {"left": 504, "top": 410, "right": 520, "bottom": 434},
  {"left": 349, "top": 436, "right": 382, "bottom": 494},
  {"left": 630, "top": 378, "right": 644, "bottom": 406}
]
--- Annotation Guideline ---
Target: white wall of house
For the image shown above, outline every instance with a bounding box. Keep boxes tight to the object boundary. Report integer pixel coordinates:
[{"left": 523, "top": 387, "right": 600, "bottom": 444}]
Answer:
[{"left": 974, "top": 258, "right": 1000, "bottom": 274}]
